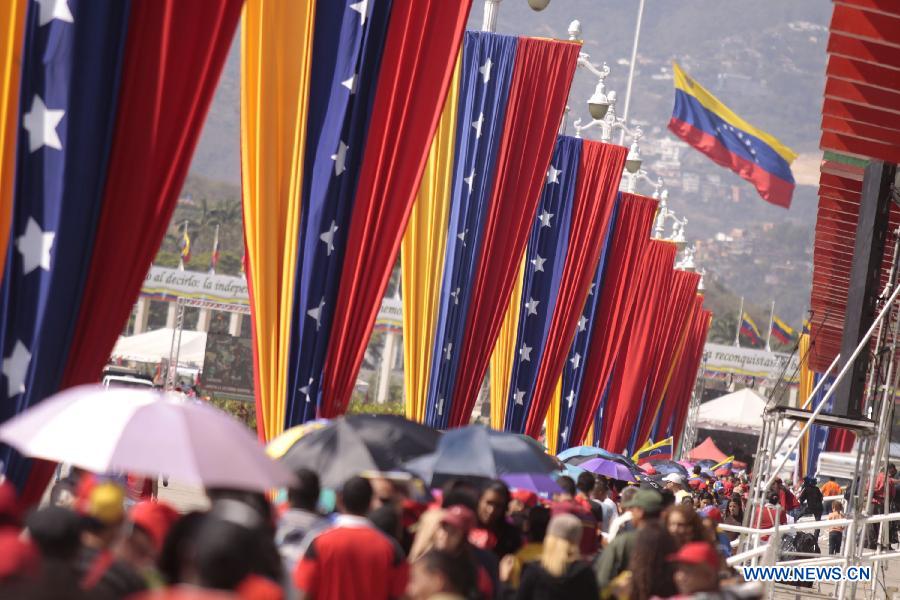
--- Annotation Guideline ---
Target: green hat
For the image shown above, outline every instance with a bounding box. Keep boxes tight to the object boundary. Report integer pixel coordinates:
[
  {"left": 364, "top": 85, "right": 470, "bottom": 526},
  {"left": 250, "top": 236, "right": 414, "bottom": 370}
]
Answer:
[{"left": 623, "top": 489, "right": 663, "bottom": 512}]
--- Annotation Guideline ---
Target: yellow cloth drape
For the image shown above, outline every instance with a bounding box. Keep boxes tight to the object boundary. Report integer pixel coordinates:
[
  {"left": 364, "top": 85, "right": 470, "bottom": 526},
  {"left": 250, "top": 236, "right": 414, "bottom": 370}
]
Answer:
[
  {"left": 490, "top": 257, "right": 526, "bottom": 429},
  {"left": 798, "top": 333, "right": 813, "bottom": 476},
  {"left": 401, "top": 62, "right": 460, "bottom": 423},
  {"left": 545, "top": 377, "right": 562, "bottom": 455},
  {"left": 240, "top": 0, "right": 315, "bottom": 441},
  {"left": 0, "top": 1, "right": 25, "bottom": 284}
]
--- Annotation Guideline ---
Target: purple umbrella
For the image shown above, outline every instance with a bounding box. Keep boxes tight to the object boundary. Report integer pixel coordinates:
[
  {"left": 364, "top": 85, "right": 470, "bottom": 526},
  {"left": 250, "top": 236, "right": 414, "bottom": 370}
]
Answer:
[
  {"left": 579, "top": 457, "right": 637, "bottom": 482},
  {"left": 502, "top": 473, "right": 562, "bottom": 495}
]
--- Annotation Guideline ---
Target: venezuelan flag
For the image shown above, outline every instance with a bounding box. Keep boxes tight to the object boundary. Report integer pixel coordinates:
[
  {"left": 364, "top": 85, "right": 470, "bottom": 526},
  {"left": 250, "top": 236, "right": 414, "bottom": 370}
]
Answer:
[
  {"left": 740, "top": 312, "right": 763, "bottom": 346},
  {"left": 668, "top": 62, "right": 797, "bottom": 209},
  {"left": 633, "top": 436, "right": 674, "bottom": 464},
  {"left": 771, "top": 315, "right": 795, "bottom": 345},
  {"left": 179, "top": 227, "right": 191, "bottom": 263}
]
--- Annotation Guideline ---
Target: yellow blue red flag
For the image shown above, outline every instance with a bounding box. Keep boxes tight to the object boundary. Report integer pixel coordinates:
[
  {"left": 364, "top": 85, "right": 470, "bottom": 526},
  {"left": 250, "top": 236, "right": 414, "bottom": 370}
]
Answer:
[
  {"left": 633, "top": 436, "right": 674, "bottom": 463},
  {"left": 771, "top": 315, "right": 795, "bottom": 345},
  {"left": 740, "top": 312, "right": 762, "bottom": 346},
  {"left": 668, "top": 62, "right": 797, "bottom": 208}
]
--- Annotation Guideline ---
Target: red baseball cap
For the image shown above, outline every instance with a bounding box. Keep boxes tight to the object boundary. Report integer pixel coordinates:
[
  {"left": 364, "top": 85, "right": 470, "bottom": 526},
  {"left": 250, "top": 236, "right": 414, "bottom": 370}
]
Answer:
[
  {"left": 511, "top": 489, "right": 538, "bottom": 509},
  {"left": 700, "top": 506, "right": 722, "bottom": 524},
  {"left": 440, "top": 505, "right": 476, "bottom": 534},
  {"left": 667, "top": 541, "right": 719, "bottom": 571},
  {"left": 130, "top": 501, "right": 180, "bottom": 551}
]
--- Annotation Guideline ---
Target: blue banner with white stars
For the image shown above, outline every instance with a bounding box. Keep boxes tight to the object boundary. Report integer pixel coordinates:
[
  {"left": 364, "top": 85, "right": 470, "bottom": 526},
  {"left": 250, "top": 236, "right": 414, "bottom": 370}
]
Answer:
[
  {"left": 285, "top": 0, "right": 393, "bottom": 426},
  {"left": 503, "top": 136, "right": 581, "bottom": 433},
  {"left": 424, "top": 31, "right": 518, "bottom": 429},
  {"left": 0, "top": 0, "right": 131, "bottom": 483},
  {"left": 557, "top": 196, "right": 620, "bottom": 450}
]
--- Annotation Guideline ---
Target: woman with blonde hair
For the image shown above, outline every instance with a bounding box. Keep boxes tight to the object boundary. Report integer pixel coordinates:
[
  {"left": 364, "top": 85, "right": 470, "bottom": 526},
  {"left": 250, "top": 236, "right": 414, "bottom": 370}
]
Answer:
[{"left": 513, "top": 513, "right": 598, "bottom": 599}]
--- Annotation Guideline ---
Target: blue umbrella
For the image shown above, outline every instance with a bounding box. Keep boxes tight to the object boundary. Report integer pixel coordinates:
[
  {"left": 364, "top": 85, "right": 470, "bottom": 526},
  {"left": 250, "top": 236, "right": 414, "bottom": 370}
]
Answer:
[
  {"left": 647, "top": 459, "right": 688, "bottom": 477},
  {"left": 579, "top": 457, "right": 637, "bottom": 482},
  {"left": 404, "top": 425, "right": 559, "bottom": 486},
  {"left": 557, "top": 445, "right": 606, "bottom": 461}
]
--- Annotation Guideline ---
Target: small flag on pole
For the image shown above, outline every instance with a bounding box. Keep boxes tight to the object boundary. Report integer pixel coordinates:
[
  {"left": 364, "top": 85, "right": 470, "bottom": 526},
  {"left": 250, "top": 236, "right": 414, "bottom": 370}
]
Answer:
[
  {"left": 740, "top": 312, "right": 763, "bottom": 347},
  {"left": 633, "top": 437, "right": 674, "bottom": 463},
  {"left": 178, "top": 221, "right": 191, "bottom": 270},
  {"left": 771, "top": 315, "right": 795, "bottom": 345}
]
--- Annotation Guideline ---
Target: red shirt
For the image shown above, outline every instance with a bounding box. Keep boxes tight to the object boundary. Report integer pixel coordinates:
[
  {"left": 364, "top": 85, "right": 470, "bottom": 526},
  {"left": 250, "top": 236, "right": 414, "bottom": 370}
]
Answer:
[{"left": 293, "top": 515, "right": 407, "bottom": 600}]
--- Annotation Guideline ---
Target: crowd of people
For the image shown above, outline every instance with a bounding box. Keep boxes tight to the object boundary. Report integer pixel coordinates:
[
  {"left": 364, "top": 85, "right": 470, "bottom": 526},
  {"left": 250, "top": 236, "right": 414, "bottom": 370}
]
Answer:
[{"left": 0, "top": 461, "right": 799, "bottom": 600}]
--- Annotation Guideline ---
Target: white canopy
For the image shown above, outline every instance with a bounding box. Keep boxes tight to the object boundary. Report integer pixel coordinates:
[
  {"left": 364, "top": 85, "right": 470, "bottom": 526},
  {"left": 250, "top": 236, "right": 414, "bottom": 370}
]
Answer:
[
  {"left": 111, "top": 328, "right": 207, "bottom": 367},
  {"left": 697, "top": 388, "right": 767, "bottom": 432}
]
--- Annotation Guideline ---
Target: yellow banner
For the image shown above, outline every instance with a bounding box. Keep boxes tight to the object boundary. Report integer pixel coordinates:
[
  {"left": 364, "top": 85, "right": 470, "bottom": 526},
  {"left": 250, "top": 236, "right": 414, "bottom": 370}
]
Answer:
[
  {"left": 240, "top": 0, "right": 315, "bottom": 441},
  {"left": 0, "top": 1, "right": 25, "bottom": 284},
  {"left": 401, "top": 59, "right": 460, "bottom": 423}
]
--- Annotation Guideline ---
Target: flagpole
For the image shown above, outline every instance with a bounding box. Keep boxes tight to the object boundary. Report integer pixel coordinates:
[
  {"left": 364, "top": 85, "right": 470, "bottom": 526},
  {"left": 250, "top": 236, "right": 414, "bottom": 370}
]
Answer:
[
  {"left": 766, "top": 300, "right": 775, "bottom": 351},
  {"left": 178, "top": 220, "right": 188, "bottom": 272},
  {"left": 734, "top": 296, "right": 744, "bottom": 347},
  {"left": 619, "top": 0, "right": 646, "bottom": 145}
]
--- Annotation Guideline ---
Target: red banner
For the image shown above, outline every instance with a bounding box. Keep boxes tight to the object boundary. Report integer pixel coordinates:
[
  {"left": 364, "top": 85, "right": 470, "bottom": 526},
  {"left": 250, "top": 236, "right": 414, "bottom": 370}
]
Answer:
[
  {"left": 321, "top": 0, "right": 471, "bottom": 417},
  {"left": 524, "top": 141, "right": 626, "bottom": 437},
  {"left": 599, "top": 240, "right": 677, "bottom": 453},
  {"left": 448, "top": 38, "right": 580, "bottom": 427}
]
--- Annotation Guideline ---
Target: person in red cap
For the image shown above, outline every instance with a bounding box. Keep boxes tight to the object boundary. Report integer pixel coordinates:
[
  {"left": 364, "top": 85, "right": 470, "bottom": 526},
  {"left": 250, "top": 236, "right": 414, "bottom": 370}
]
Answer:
[
  {"left": 434, "top": 505, "right": 494, "bottom": 599},
  {"left": 667, "top": 541, "right": 722, "bottom": 598},
  {"left": 120, "top": 501, "right": 180, "bottom": 587}
]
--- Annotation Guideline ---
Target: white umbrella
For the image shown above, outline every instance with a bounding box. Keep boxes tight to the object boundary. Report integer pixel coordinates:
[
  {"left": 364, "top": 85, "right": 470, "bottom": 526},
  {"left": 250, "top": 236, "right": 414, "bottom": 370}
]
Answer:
[{"left": 0, "top": 385, "right": 294, "bottom": 492}]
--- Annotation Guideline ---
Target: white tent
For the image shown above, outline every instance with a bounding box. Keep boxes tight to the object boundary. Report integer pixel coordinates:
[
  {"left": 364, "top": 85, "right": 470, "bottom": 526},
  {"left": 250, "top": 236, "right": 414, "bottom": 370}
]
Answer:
[
  {"left": 111, "top": 328, "right": 207, "bottom": 367},
  {"left": 697, "top": 388, "right": 767, "bottom": 432}
]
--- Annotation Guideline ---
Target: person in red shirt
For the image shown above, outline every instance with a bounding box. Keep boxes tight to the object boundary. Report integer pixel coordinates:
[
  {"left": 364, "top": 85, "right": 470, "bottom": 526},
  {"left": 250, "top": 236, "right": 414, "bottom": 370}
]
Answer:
[
  {"left": 294, "top": 477, "right": 407, "bottom": 600},
  {"left": 751, "top": 493, "right": 787, "bottom": 542}
]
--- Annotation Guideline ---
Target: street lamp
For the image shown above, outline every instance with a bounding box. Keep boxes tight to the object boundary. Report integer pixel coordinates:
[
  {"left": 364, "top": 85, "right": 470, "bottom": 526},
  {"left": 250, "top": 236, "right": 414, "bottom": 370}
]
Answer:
[
  {"left": 482, "top": 0, "right": 551, "bottom": 32},
  {"left": 527, "top": 0, "right": 551, "bottom": 10}
]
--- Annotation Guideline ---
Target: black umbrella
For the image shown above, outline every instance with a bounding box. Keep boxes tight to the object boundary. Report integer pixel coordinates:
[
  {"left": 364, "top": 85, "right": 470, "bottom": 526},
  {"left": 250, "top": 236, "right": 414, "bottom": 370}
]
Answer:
[
  {"left": 405, "top": 425, "right": 559, "bottom": 486},
  {"left": 278, "top": 414, "right": 440, "bottom": 488}
]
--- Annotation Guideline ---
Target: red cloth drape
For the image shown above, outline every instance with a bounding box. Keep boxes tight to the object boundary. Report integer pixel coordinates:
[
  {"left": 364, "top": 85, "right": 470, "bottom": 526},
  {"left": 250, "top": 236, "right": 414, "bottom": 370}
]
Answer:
[
  {"left": 524, "top": 141, "right": 627, "bottom": 437},
  {"left": 671, "top": 305, "right": 711, "bottom": 446},
  {"left": 634, "top": 270, "right": 701, "bottom": 446},
  {"left": 569, "top": 194, "right": 657, "bottom": 445},
  {"left": 320, "top": 0, "right": 471, "bottom": 417},
  {"left": 18, "top": 0, "right": 243, "bottom": 506},
  {"left": 826, "top": 429, "right": 855, "bottom": 452},
  {"left": 655, "top": 294, "right": 703, "bottom": 440},
  {"left": 448, "top": 38, "right": 581, "bottom": 427},
  {"left": 599, "top": 240, "right": 677, "bottom": 453}
]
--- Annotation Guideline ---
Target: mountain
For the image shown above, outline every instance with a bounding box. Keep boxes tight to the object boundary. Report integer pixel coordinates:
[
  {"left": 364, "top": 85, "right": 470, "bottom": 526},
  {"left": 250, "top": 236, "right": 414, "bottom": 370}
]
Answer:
[{"left": 183, "top": 1, "right": 832, "bottom": 332}]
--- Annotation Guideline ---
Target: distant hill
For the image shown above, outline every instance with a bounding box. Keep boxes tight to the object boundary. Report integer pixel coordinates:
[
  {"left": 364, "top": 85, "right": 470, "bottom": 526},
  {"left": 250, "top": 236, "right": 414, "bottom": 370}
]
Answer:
[{"left": 183, "top": 1, "right": 832, "bottom": 337}]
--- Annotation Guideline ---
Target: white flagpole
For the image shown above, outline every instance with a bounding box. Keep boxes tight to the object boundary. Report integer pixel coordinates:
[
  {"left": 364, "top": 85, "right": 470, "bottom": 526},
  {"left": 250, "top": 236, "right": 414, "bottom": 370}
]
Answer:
[
  {"left": 766, "top": 300, "right": 775, "bottom": 351},
  {"left": 734, "top": 296, "right": 744, "bottom": 347}
]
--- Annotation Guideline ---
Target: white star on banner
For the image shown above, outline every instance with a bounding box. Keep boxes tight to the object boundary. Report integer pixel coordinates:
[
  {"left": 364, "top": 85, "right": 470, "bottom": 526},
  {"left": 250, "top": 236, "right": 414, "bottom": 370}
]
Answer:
[
  {"left": 444, "top": 342, "right": 453, "bottom": 361},
  {"left": 525, "top": 297, "right": 539, "bottom": 316},
  {"left": 570, "top": 353, "right": 582, "bottom": 369},
  {"left": 472, "top": 112, "right": 484, "bottom": 139},
  {"left": 547, "top": 165, "right": 561, "bottom": 184},
  {"left": 320, "top": 221, "right": 338, "bottom": 256},
  {"left": 349, "top": 0, "right": 368, "bottom": 25},
  {"left": 538, "top": 211, "right": 554, "bottom": 228},
  {"left": 464, "top": 170, "right": 475, "bottom": 195},
  {"left": 23, "top": 95, "right": 65, "bottom": 153},
  {"left": 589, "top": 283, "right": 596, "bottom": 296},
  {"left": 16, "top": 218, "right": 55, "bottom": 275},
  {"left": 561, "top": 426, "right": 568, "bottom": 440},
  {"left": 531, "top": 255, "right": 546, "bottom": 273},
  {"left": 35, "top": 0, "right": 73, "bottom": 26},
  {"left": 451, "top": 288, "right": 461, "bottom": 305},
  {"left": 331, "top": 141, "right": 348, "bottom": 176},
  {"left": 514, "top": 389, "right": 526, "bottom": 405},
  {"left": 3, "top": 341, "right": 31, "bottom": 397},
  {"left": 436, "top": 397, "right": 444, "bottom": 415},
  {"left": 299, "top": 378, "right": 314, "bottom": 401},
  {"left": 307, "top": 297, "right": 325, "bottom": 330},
  {"left": 519, "top": 344, "right": 532, "bottom": 362},
  {"left": 457, "top": 229, "right": 468, "bottom": 246},
  {"left": 566, "top": 390, "right": 575, "bottom": 407},
  {"left": 577, "top": 315, "right": 588, "bottom": 332},
  {"left": 479, "top": 57, "right": 493, "bottom": 84},
  {"left": 341, "top": 74, "right": 357, "bottom": 93}
]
